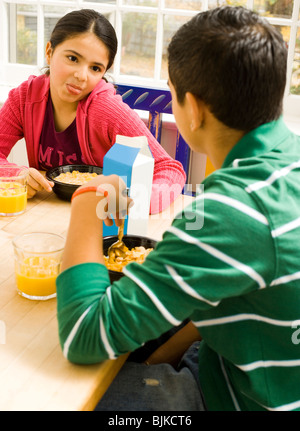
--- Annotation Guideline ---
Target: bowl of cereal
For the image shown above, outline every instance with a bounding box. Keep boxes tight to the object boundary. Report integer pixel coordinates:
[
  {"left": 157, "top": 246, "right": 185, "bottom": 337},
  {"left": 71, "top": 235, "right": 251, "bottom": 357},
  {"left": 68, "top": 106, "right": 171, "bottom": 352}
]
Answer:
[
  {"left": 103, "top": 235, "right": 157, "bottom": 282},
  {"left": 46, "top": 164, "right": 103, "bottom": 201}
]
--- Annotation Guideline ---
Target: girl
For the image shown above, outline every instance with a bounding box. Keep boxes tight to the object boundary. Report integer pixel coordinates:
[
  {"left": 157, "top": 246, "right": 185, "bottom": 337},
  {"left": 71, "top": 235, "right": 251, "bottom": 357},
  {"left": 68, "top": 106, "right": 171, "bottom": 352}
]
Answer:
[{"left": 0, "top": 9, "right": 185, "bottom": 214}]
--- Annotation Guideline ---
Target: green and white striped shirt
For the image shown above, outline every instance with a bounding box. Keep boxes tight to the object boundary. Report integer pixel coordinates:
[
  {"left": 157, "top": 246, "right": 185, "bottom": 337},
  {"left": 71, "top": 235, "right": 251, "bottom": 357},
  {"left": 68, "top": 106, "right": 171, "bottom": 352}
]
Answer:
[{"left": 57, "top": 117, "right": 300, "bottom": 411}]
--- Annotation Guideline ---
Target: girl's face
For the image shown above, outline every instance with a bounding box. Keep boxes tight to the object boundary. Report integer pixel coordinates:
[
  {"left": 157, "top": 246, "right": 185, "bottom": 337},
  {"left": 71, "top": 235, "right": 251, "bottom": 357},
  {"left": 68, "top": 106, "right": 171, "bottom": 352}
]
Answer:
[{"left": 45, "top": 32, "right": 110, "bottom": 110}]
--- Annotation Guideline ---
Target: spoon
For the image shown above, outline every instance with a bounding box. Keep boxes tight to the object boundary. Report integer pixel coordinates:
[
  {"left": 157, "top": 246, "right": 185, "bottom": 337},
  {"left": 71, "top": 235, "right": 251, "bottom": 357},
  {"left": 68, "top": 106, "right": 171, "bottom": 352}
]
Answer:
[
  {"left": 107, "top": 220, "right": 128, "bottom": 258},
  {"left": 107, "top": 187, "right": 130, "bottom": 258}
]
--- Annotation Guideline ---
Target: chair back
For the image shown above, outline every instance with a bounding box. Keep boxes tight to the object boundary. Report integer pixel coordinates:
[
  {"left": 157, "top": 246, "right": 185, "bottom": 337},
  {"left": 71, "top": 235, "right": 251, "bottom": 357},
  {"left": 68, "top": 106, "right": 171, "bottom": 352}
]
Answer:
[{"left": 116, "top": 83, "right": 191, "bottom": 181}]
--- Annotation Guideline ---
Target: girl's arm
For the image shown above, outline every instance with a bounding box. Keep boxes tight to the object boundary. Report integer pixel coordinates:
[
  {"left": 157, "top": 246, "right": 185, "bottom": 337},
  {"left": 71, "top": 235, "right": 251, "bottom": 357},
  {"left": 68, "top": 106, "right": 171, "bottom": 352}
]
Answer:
[
  {"left": 0, "top": 90, "right": 24, "bottom": 165},
  {"left": 27, "top": 168, "right": 54, "bottom": 198},
  {"left": 87, "top": 89, "right": 186, "bottom": 214}
]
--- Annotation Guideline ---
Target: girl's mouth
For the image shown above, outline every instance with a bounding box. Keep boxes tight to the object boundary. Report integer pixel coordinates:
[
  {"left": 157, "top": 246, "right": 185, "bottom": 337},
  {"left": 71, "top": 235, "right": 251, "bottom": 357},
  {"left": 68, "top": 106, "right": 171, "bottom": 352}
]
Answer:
[{"left": 66, "top": 83, "right": 83, "bottom": 95}]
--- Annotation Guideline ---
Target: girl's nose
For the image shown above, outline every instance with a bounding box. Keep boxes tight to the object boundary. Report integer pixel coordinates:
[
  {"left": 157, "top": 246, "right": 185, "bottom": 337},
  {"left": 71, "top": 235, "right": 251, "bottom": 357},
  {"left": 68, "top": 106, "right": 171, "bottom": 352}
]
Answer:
[{"left": 74, "top": 68, "right": 87, "bottom": 81}]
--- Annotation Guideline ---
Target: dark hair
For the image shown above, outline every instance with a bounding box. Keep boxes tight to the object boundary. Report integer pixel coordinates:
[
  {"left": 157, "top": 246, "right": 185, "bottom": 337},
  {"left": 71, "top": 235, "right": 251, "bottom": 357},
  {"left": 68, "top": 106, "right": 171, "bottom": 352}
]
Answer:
[
  {"left": 48, "top": 9, "right": 117, "bottom": 71},
  {"left": 168, "top": 6, "right": 287, "bottom": 131}
]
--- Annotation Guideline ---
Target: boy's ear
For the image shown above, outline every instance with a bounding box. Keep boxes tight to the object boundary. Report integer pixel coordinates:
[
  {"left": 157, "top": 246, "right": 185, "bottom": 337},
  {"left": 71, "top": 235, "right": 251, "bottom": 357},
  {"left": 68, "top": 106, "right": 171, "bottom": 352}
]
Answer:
[
  {"left": 45, "top": 41, "right": 53, "bottom": 65},
  {"left": 185, "top": 92, "right": 204, "bottom": 131}
]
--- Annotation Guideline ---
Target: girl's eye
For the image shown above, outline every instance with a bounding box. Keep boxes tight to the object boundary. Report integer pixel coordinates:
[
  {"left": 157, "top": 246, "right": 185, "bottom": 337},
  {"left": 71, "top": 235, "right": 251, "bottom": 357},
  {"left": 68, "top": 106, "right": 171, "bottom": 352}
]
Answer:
[
  {"left": 68, "top": 55, "right": 77, "bottom": 62},
  {"left": 91, "top": 65, "right": 102, "bottom": 73}
]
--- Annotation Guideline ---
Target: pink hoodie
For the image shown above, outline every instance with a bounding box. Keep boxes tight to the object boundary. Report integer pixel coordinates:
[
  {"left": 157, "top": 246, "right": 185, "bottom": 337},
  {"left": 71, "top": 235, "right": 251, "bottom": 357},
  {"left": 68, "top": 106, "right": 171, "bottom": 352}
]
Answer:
[{"left": 0, "top": 74, "right": 186, "bottom": 213}]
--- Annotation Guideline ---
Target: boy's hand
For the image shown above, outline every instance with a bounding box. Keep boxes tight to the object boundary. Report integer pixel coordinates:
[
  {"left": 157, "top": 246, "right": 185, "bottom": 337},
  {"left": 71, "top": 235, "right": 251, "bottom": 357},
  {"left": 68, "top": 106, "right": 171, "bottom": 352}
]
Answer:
[
  {"left": 27, "top": 168, "right": 54, "bottom": 198},
  {"left": 61, "top": 174, "right": 133, "bottom": 271},
  {"left": 75, "top": 174, "right": 133, "bottom": 226}
]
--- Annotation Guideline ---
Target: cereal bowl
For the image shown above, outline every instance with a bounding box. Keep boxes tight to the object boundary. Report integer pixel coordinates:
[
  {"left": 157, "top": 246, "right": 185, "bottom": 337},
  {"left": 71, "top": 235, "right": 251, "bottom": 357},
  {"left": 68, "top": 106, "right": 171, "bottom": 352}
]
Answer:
[
  {"left": 46, "top": 164, "right": 103, "bottom": 201},
  {"left": 103, "top": 235, "right": 157, "bottom": 283}
]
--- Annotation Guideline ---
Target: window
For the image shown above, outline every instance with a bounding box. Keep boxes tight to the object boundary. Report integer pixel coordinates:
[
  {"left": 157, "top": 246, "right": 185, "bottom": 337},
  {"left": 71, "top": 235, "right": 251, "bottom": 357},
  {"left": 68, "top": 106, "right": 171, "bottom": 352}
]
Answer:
[{"left": 0, "top": 0, "right": 299, "bottom": 118}]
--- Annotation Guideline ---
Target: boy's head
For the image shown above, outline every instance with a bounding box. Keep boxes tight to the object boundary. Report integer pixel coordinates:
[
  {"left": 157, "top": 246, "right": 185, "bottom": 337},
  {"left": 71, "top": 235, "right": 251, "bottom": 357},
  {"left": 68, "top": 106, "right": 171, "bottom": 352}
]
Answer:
[{"left": 168, "top": 6, "right": 287, "bottom": 132}]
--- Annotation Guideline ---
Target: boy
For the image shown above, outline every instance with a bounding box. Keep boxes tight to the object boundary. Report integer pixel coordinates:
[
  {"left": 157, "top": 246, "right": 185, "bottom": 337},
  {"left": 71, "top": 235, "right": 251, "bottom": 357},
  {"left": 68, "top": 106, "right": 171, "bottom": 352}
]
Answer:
[{"left": 57, "top": 7, "right": 300, "bottom": 411}]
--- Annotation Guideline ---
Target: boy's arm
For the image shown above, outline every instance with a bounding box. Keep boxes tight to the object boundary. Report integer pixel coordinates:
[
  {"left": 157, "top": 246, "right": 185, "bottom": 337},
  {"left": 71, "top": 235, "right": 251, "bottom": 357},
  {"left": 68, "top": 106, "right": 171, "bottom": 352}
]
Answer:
[
  {"left": 144, "top": 321, "right": 201, "bottom": 367},
  {"left": 61, "top": 174, "right": 130, "bottom": 271}
]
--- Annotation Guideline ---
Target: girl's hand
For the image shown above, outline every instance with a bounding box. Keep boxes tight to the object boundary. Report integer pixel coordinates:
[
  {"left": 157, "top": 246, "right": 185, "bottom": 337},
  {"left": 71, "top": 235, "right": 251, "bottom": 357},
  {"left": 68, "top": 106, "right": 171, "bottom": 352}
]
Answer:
[{"left": 27, "top": 168, "right": 54, "bottom": 198}]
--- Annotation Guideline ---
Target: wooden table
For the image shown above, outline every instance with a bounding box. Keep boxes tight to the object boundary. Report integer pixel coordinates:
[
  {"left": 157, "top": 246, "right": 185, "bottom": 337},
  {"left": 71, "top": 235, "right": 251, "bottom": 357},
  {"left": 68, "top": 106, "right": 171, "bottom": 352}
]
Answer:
[{"left": 0, "top": 191, "right": 193, "bottom": 411}]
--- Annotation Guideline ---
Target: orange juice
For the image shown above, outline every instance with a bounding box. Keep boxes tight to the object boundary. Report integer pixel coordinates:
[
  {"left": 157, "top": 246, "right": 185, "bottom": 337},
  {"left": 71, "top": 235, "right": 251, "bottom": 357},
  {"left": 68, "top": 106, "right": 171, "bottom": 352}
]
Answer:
[
  {"left": 0, "top": 182, "right": 27, "bottom": 215},
  {"left": 16, "top": 256, "right": 60, "bottom": 299}
]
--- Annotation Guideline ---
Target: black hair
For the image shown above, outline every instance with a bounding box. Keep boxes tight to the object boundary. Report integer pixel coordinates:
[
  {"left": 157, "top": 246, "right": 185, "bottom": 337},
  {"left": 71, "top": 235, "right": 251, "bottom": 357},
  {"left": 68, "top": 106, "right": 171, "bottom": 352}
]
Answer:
[
  {"left": 168, "top": 6, "right": 287, "bottom": 131},
  {"left": 47, "top": 9, "right": 117, "bottom": 71}
]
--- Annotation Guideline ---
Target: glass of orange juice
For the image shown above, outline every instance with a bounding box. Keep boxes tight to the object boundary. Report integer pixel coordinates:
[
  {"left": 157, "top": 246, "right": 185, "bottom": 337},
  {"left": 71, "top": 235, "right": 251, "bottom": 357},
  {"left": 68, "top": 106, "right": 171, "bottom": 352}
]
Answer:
[
  {"left": 12, "top": 232, "right": 65, "bottom": 300},
  {"left": 0, "top": 165, "right": 29, "bottom": 216}
]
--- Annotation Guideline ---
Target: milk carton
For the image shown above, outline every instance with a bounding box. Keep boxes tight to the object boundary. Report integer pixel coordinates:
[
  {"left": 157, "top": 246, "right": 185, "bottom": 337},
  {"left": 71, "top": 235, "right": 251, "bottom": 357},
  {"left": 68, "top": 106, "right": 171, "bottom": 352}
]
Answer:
[{"left": 102, "top": 135, "right": 154, "bottom": 237}]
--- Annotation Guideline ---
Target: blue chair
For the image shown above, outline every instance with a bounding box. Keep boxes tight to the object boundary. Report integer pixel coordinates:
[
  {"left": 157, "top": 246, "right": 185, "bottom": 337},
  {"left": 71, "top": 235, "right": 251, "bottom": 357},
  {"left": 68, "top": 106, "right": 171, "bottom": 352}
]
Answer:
[{"left": 116, "top": 83, "right": 191, "bottom": 183}]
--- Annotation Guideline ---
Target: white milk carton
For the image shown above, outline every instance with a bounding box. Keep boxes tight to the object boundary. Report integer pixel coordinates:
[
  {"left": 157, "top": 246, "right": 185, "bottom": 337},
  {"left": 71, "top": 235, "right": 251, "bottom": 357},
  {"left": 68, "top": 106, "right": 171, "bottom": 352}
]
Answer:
[{"left": 102, "top": 135, "right": 154, "bottom": 237}]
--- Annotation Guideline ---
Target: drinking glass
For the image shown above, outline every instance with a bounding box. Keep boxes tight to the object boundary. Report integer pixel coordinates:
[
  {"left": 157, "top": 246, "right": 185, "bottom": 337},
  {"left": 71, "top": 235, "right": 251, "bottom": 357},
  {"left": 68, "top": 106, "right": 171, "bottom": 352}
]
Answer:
[
  {"left": 12, "top": 232, "right": 65, "bottom": 300},
  {"left": 0, "top": 166, "right": 29, "bottom": 216}
]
